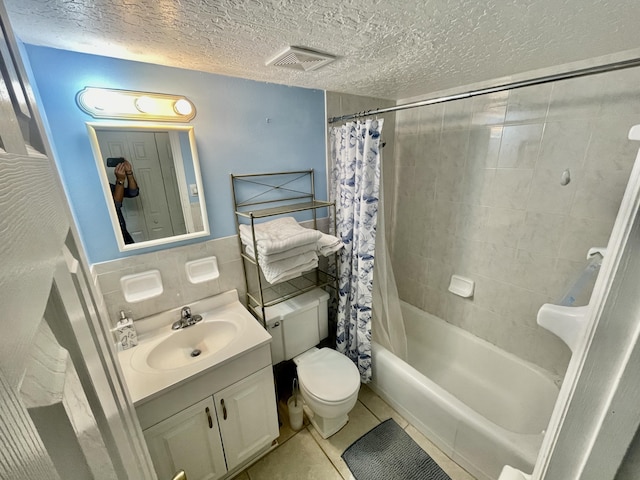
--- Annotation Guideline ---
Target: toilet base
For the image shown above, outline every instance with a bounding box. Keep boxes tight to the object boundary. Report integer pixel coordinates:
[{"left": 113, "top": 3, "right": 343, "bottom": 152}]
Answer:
[{"left": 303, "top": 404, "right": 349, "bottom": 439}]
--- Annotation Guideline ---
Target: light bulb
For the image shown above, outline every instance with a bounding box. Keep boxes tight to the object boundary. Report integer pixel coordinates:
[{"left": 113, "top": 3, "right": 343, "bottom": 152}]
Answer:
[
  {"left": 174, "top": 98, "right": 193, "bottom": 116},
  {"left": 135, "top": 96, "right": 156, "bottom": 113}
]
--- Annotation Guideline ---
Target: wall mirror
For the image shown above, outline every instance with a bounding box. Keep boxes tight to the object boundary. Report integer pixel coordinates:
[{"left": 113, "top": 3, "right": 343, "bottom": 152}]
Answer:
[{"left": 87, "top": 122, "right": 209, "bottom": 252}]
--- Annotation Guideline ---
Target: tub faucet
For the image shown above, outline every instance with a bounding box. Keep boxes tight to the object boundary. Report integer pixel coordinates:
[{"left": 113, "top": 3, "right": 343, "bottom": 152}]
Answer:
[{"left": 172, "top": 306, "right": 203, "bottom": 330}]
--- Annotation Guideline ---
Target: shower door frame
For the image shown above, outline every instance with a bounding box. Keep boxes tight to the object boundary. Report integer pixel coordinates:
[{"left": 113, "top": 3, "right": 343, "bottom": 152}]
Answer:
[{"left": 533, "top": 126, "right": 640, "bottom": 479}]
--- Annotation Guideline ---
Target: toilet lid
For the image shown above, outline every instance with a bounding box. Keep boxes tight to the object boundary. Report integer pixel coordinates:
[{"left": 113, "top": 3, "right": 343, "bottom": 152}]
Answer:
[{"left": 297, "top": 348, "right": 360, "bottom": 402}]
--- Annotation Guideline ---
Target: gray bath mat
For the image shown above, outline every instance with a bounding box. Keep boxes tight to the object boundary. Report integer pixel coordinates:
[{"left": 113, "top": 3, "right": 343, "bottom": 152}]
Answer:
[{"left": 342, "top": 418, "right": 452, "bottom": 480}]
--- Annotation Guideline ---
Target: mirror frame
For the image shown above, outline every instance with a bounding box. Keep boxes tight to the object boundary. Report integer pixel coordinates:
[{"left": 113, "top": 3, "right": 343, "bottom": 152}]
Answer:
[{"left": 86, "top": 122, "right": 210, "bottom": 252}]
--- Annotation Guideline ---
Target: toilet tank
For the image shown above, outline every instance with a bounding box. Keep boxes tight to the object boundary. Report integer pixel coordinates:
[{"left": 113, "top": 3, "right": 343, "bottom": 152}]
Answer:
[{"left": 263, "top": 288, "right": 329, "bottom": 364}]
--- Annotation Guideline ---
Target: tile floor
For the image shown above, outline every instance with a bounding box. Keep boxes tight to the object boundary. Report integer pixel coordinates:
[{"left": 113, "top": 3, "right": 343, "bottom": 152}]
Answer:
[{"left": 235, "top": 384, "right": 476, "bottom": 480}]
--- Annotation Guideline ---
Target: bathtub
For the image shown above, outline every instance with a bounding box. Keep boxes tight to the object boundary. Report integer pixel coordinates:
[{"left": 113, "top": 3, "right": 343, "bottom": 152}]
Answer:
[{"left": 370, "top": 301, "right": 559, "bottom": 480}]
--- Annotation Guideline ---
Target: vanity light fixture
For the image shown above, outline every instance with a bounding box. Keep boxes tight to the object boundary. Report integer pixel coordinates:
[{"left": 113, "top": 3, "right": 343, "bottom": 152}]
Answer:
[{"left": 76, "top": 87, "right": 196, "bottom": 122}]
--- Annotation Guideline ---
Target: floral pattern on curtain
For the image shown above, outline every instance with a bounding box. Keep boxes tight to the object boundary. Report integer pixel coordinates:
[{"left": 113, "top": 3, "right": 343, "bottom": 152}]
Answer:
[{"left": 329, "top": 119, "right": 383, "bottom": 383}]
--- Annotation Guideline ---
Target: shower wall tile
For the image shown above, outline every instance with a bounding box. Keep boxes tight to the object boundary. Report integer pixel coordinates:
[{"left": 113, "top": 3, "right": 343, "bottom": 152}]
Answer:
[
  {"left": 443, "top": 97, "right": 474, "bottom": 130},
  {"left": 505, "top": 83, "right": 552, "bottom": 124},
  {"left": 466, "top": 306, "right": 504, "bottom": 346},
  {"left": 557, "top": 217, "right": 615, "bottom": 262},
  {"left": 597, "top": 68, "right": 640, "bottom": 116},
  {"left": 450, "top": 242, "right": 478, "bottom": 275},
  {"left": 467, "top": 126, "right": 502, "bottom": 170},
  {"left": 423, "top": 287, "right": 448, "bottom": 319},
  {"left": 395, "top": 134, "right": 420, "bottom": 166},
  {"left": 497, "top": 124, "right": 543, "bottom": 169},
  {"left": 483, "top": 207, "right": 525, "bottom": 248},
  {"left": 503, "top": 285, "right": 552, "bottom": 329},
  {"left": 414, "top": 161, "right": 439, "bottom": 203},
  {"left": 472, "top": 277, "right": 510, "bottom": 315},
  {"left": 425, "top": 259, "right": 451, "bottom": 292},
  {"left": 445, "top": 296, "right": 474, "bottom": 330},
  {"left": 585, "top": 115, "right": 639, "bottom": 172},
  {"left": 439, "top": 130, "right": 470, "bottom": 165},
  {"left": 537, "top": 119, "right": 592, "bottom": 170},
  {"left": 396, "top": 164, "right": 418, "bottom": 193},
  {"left": 416, "top": 132, "right": 442, "bottom": 163},
  {"left": 526, "top": 167, "right": 580, "bottom": 215},
  {"left": 474, "top": 243, "right": 516, "bottom": 280},
  {"left": 489, "top": 169, "right": 534, "bottom": 210},
  {"left": 517, "top": 212, "right": 566, "bottom": 256},
  {"left": 571, "top": 169, "right": 632, "bottom": 221},
  {"left": 471, "top": 91, "right": 508, "bottom": 126},
  {"left": 435, "top": 130, "right": 470, "bottom": 202},
  {"left": 431, "top": 200, "right": 460, "bottom": 235},
  {"left": 390, "top": 68, "right": 640, "bottom": 377},
  {"left": 546, "top": 74, "right": 608, "bottom": 121},
  {"left": 454, "top": 203, "right": 487, "bottom": 242},
  {"left": 426, "top": 231, "right": 458, "bottom": 265},
  {"left": 534, "top": 328, "right": 573, "bottom": 376},
  {"left": 509, "top": 250, "right": 558, "bottom": 295},
  {"left": 461, "top": 167, "right": 495, "bottom": 206},
  {"left": 395, "top": 105, "right": 422, "bottom": 135},
  {"left": 394, "top": 102, "right": 444, "bottom": 136}
]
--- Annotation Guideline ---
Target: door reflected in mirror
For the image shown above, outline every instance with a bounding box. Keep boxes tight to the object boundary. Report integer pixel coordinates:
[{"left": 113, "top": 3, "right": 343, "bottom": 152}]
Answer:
[{"left": 87, "top": 123, "right": 209, "bottom": 252}]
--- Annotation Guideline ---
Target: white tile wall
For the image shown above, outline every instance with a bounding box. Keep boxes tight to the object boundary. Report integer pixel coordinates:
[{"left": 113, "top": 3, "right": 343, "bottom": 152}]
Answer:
[
  {"left": 391, "top": 67, "right": 640, "bottom": 376},
  {"left": 92, "top": 235, "right": 245, "bottom": 328}
]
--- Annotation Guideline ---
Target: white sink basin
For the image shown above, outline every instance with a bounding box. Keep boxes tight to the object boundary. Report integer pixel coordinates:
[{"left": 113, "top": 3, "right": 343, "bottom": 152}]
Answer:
[
  {"left": 117, "top": 290, "right": 272, "bottom": 404},
  {"left": 143, "top": 320, "right": 239, "bottom": 371}
]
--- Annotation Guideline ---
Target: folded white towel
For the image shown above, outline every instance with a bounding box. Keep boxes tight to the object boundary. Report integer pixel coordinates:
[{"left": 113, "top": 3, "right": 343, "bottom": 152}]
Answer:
[
  {"left": 260, "top": 251, "right": 319, "bottom": 284},
  {"left": 239, "top": 217, "right": 322, "bottom": 256},
  {"left": 317, "top": 232, "right": 344, "bottom": 257},
  {"left": 271, "top": 261, "right": 318, "bottom": 284},
  {"left": 245, "top": 243, "right": 316, "bottom": 264}
]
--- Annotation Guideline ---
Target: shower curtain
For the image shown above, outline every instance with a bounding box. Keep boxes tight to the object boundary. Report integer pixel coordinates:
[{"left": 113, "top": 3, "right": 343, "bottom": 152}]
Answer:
[
  {"left": 330, "top": 119, "right": 400, "bottom": 382},
  {"left": 371, "top": 164, "right": 408, "bottom": 363}
]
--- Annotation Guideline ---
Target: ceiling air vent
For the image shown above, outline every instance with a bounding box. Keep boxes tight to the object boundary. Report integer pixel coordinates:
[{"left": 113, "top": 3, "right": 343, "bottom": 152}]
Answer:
[{"left": 266, "top": 46, "right": 336, "bottom": 72}]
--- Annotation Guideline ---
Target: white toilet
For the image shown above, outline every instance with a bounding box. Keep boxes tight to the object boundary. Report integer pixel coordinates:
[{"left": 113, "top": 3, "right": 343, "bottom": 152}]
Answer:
[{"left": 263, "top": 288, "right": 361, "bottom": 438}]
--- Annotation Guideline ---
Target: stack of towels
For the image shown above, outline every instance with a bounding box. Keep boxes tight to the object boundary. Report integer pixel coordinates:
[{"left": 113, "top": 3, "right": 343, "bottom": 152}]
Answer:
[{"left": 239, "top": 216, "right": 344, "bottom": 284}]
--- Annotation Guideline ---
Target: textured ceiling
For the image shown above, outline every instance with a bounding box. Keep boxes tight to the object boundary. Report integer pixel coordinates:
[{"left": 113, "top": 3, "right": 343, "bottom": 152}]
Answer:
[{"left": 5, "top": 0, "right": 640, "bottom": 100}]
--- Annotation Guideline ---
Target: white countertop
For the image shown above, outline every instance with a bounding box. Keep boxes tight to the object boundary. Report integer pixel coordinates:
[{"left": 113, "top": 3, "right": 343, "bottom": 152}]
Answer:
[{"left": 117, "top": 290, "right": 272, "bottom": 405}]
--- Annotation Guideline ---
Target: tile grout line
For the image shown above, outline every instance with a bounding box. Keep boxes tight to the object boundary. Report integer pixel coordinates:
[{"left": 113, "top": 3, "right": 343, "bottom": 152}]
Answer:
[
  {"left": 356, "top": 392, "right": 471, "bottom": 479},
  {"left": 305, "top": 423, "right": 350, "bottom": 479},
  {"left": 246, "top": 392, "right": 471, "bottom": 480}
]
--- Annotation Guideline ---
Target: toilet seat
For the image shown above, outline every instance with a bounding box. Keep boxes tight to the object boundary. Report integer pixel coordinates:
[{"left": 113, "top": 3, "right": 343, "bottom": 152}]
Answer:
[
  {"left": 299, "top": 380, "right": 358, "bottom": 406},
  {"left": 296, "top": 348, "right": 360, "bottom": 403}
]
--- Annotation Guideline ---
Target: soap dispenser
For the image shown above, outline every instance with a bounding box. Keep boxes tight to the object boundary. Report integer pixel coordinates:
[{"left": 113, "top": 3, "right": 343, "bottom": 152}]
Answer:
[{"left": 116, "top": 310, "right": 138, "bottom": 350}]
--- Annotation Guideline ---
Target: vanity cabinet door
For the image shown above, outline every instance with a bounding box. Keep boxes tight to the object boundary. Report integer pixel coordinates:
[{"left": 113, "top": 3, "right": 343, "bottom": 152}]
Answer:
[
  {"left": 214, "top": 366, "right": 279, "bottom": 471},
  {"left": 144, "top": 397, "right": 227, "bottom": 480}
]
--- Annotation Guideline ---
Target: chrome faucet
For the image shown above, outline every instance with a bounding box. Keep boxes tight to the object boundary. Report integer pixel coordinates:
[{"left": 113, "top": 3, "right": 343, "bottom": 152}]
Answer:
[{"left": 172, "top": 306, "right": 203, "bottom": 330}]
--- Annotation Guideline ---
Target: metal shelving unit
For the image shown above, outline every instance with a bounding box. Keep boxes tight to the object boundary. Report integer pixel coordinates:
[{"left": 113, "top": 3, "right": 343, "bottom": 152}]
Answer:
[{"left": 231, "top": 170, "right": 338, "bottom": 327}]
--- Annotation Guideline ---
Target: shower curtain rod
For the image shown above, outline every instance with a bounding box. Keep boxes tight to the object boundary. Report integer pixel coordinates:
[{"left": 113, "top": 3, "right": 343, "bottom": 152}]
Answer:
[{"left": 327, "top": 57, "right": 640, "bottom": 124}]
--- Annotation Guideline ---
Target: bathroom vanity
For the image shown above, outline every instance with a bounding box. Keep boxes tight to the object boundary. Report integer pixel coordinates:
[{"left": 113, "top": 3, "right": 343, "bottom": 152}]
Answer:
[{"left": 117, "top": 290, "right": 279, "bottom": 480}]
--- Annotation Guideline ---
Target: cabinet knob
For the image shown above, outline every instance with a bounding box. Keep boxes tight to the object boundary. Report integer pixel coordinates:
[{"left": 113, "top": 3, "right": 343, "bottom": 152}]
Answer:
[
  {"left": 221, "top": 399, "right": 227, "bottom": 420},
  {"left": 205, "top": 406, "right": 213, "bottom": 428}
]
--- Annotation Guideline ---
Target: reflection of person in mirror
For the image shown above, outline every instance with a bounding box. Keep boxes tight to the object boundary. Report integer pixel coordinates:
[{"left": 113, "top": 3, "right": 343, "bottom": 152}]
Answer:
[{"left": 110, "top": 159, "right": 139, "bottom": 244}]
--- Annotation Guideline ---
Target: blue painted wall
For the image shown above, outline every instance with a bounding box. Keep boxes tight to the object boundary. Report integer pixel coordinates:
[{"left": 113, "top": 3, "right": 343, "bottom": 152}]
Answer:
[{"left": 24, "top": 45, "right": 327, "bottom": 264}]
